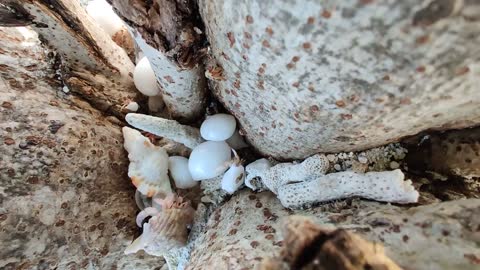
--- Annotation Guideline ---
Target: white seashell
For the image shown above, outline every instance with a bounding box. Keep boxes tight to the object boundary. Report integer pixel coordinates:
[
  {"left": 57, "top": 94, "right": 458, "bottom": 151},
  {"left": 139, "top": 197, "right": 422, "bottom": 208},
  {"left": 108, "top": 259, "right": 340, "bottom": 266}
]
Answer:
[
  {"left": 148, "top": 95, "right": 165, "bottom": 112},
  {"left": 125, "top": 101, "right": 139, "bottom": 111},
  {"left": 188, "top": 141, "right": 231, "bottom": 180},
  {"left": 200, "top": 114, "right": 236, "bottom": 141},
  {"left": 226, "top": 129, "right": 249, "bottom": 149},
  {"left": 86, "top": 0, "right": 124, "bottom": 36},
  {"left": 169, "top": 156, "right": 197, "bottom": 189},
  {"left": 123, "top": 127, "right": 172, "bottom": 197},
  {"left": 134, "top": 57, "right": 161, "bottom": 96},
  {"left": 221, "top": 164, "right": 245, "bottom": 194}
]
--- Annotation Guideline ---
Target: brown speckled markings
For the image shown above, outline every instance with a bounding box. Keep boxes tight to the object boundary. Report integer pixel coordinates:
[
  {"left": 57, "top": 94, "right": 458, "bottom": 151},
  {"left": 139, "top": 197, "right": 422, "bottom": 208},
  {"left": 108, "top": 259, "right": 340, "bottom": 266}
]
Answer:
[
  {"left": 199, "top": 0, "right": 480, "bottom": 159},
  {"left": 7, "top": 0, "right": 139, "bottom": 119},
  {"left": 186, "top": 190, "right": 480, "bottom": 270},
  {"left": 0, "top": 28, "right": 162, "bottom": 269}
]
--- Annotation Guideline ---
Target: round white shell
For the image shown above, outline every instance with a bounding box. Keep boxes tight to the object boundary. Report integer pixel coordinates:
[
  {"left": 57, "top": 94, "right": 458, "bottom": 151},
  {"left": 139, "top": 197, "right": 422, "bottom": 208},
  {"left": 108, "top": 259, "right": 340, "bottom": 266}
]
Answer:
[
  {"left": 125, "top": 101, "right": 139, "bottom": 112},
  {"left": 188, "top": 141, "right": 231, "bottom": 181},
  {"left": 86, "top": 0, "right": 124, "bottom": 36},
  {"left": 134, "top": 57, "right": 161, "bottom": 96},
  {"left": 221, "top": 164, "right": 245, "bottom": 194},
  {"left": 169, "top": 156, "right": 197, "bottom": 189},
  {"left": 200, "top": 114, "right": 236, "bottom": 141}
]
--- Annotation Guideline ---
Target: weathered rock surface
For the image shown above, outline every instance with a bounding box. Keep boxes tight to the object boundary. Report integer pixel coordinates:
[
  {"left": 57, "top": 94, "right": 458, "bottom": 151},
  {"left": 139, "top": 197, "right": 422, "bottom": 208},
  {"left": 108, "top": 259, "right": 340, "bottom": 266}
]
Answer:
[
  {"left": 6, "top": 0, "right": 140, "bottom": 118},
  {"left": 187, "top": 190, "right": 480, "bottom": 270},
  {"left": 0, "top": 27, "right": 162, "bottom": 269},
  {"left": 200, "top": 0, "right": 480, "bottom": 159}
]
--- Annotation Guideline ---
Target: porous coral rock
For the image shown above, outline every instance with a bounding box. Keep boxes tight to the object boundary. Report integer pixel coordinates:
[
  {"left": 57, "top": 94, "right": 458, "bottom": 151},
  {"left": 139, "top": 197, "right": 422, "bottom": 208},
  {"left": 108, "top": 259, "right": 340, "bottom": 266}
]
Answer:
[
  {"left": 246, "top": 155, "right": 330, "bottom": 194},
  {"left": 245, "top": 152, "right": 418, "bottom": 208},
  {"left": 277, "top": 170, "right": 419, "bottom": 209},
  {"left": 126, "top": 113, "right": 204, "bottom": 149},
  {"left": 123, "top": 127, "right": 172, "bottom": 197},
  {"left": 200, "top": 175, "right": 229, "bottom": 205}
]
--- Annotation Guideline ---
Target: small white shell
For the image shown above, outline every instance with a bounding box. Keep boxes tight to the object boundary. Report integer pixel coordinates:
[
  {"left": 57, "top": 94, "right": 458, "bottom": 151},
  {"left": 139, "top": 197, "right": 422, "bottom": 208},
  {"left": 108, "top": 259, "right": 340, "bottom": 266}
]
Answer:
[
  {"left": 226, "top": 130, "right": 249, "bottom": 149},
  {"left": 188, "top": 141, "right": 231, "bottom": 180},
  {"left": 125, "top": 101, "right": 139, "bottom": 111},
  {"left": 148, "top": 95, "right": 164, "bottom": 112},
  {"left": 200, "top": 114, "right": 236, "bottom": 141},
  {"left": 86, "top": 0, "right": 124, "bottom": 36},
  {"left": 221, "top": 164, "right": 245, "bottom": 194},
  {"left": 169, "top": 156, "right": 197, "bottom": 189},
  {"left": 134, "top": 57, "right": 161, "bottom": 96}
]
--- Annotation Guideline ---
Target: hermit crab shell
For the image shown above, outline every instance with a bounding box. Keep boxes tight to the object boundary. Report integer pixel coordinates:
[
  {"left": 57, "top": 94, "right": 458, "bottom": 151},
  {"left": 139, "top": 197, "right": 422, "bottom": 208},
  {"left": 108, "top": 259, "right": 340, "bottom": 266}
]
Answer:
[
  {"left": 123, "top": 127, "right": 172, "bottom": 197},
  {"left": 125, "top": 195, "right": 195, "bottom": 256},
  {"left": 188, "top": 141, "right": 232, "bottom": 181},
  {"left": 221, "top": 164, "right": 245, "bottom": 194},
  {"left": 169, "top": 156, "right": 197, "bottom": 189},
  {"left": 86, "top": 0, "right": 124, "bottom": 36},
  {"left": 200, "top": 114, "right": 236, "bottom": 141},
  {"left": 133, "top": 57, "right": 161, "bottom": 96}
]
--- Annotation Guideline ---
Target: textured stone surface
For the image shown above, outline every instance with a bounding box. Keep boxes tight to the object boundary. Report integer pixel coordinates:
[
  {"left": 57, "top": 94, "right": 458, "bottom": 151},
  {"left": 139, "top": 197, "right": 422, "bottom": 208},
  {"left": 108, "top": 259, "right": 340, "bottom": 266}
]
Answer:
[
  {"left": 187, "top": 190, "right": 480, "bottom": 270},
  {"left": 0, "top": 27, "right": 162, "bottom": 269},
  {"left": 109, "top": 0, "right": 207, "bottom": 121},
  {"left": 200, "top": 0, "right": 480, "bottom": 159},
  {"left": 8, "top": 0, "right": 140, "bottom": 118}
]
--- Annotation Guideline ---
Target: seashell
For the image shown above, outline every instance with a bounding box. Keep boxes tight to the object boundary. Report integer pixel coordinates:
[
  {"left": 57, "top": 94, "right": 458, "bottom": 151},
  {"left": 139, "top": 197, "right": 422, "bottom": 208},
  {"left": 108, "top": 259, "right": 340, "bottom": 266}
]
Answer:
[
  {"left": 169, "top": 156, "right": 197, "bottom": 189},
  {"left": 123, "top": 127, "right": 172, "bottom": 197},
  {"left": 133, "top": 57, "right": 161, "bottom": 96},
  {"left": 125, "top": 194, "right": 195, "bottom": 256},
  {"left": 226, "top": 129, "right": 249, "bottom": 149},
  {"left": 200, "top": 114, "right": 236, "bottom": 141},
  {"left": 221, "top": 164, "right": 245, "bottom": 194},
  {"left": 188, "top": 141, "right": 232, "bottom": 181},
  {"left": 86, "top": 0, "right": 124, "bottom": 36},
  {"left": 124, "top": 101, "right": 139, "bottom": 112}
]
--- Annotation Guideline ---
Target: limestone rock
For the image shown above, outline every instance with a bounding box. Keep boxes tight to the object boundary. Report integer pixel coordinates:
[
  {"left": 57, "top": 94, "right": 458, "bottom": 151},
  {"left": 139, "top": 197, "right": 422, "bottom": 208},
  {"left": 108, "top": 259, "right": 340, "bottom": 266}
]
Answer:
[
  {"left": 199, "top": 0, "right": 480, "bottom": 159},
  {"left": 186, "top": 190, "right": 480, "bottom": 270},
  {"left": 0, "top": 27, "right": 162, "bottom": 269}
]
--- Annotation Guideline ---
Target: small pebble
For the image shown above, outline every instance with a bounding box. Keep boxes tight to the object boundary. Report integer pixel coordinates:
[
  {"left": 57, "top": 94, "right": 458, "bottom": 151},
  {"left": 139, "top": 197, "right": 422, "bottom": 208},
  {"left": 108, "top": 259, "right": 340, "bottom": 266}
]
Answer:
[
  {"left": 327, "top": 154, "right": 336, "bottom": 162},
  {"left": 62, "top": 86, "right": 70, "bottom": 93},
  {"left": 390, "top": 161, "right": 400, "bottom": 169},
  {"left": 334, "top": 164, "right": 341, "bottom": 171},
  {"left": 358, "top": 156, "right": 368, "bottom": 164}
]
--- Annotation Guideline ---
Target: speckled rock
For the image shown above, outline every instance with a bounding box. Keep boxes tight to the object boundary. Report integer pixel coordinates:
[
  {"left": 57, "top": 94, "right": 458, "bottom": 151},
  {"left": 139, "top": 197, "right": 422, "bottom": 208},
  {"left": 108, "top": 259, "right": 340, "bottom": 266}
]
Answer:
[
  {"left": 0, "top": 27, "right": 162, "bottom": 269},
  {"left": 407, "top": 127, "right": 480, "bottom": 180},
  {"left": 186, "top": 190, "right": 480, "bottom": 270},
  {"left": 200, "top": 0, "right": 480, "bottom": 159}
]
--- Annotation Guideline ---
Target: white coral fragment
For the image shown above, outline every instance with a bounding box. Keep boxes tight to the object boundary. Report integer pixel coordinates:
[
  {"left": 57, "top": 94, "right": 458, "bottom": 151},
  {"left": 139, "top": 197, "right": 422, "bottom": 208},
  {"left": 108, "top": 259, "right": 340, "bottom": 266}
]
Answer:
[
  {"left": 245, "top": 158, "right": 272, "bottom": 191},
  {"left": 246, "top": 154, "right": 418, "bottom": 209},
  {"left": 261, "top": 154, "right": 330, "bottom": 194},
  {"left": 123, "top": 127, "right": 172, "bottom": 197},
  {"left": 126, "top": 113, "right": 204, "bottom": 149},
  {"left": 277, "top": 169, "right": 419, "bottom": 208}
]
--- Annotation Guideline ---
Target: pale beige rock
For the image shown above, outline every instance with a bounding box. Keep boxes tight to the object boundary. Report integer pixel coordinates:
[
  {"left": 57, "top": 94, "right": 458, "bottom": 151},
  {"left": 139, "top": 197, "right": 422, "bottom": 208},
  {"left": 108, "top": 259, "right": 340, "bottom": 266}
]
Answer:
[
  {"left": 186, "top": 190, "right": 480, "bottom": 270},
  {"left": 0, "top": 27, "right": 162, "bottom": 269},
  {"left": 7, "top": 0, "right": 139, "bottom": 118},
  {"left": 199, "top": 0, "right": 480, "bottom": 159}
]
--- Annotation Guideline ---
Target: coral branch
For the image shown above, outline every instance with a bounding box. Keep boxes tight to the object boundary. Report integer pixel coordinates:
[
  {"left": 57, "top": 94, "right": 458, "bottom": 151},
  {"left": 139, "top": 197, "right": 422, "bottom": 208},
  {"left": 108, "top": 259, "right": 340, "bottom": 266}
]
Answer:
[
  {"left": 126, "top": 113, "right": 204, "bottom": 149},
  {"left": 277, "top": 170, "right": 419, "bottom": 208}
]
